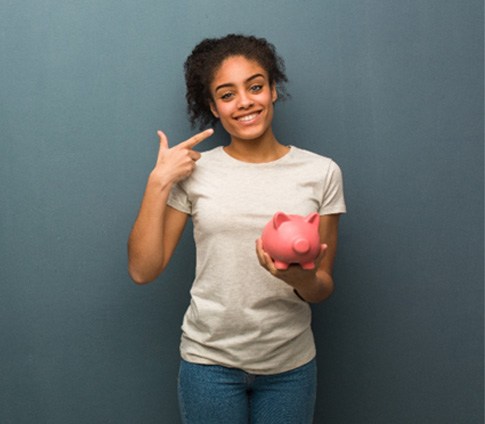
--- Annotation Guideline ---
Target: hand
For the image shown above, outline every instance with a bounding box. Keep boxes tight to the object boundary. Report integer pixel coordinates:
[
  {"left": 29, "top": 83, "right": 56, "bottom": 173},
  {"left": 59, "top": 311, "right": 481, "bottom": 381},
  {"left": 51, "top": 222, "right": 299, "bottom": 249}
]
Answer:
[
  {"left": 255, "top": 238, "right": 328, "bottom": 291},
  {"left": 151, "top": 129, "right": 214, "bottom": 186}
]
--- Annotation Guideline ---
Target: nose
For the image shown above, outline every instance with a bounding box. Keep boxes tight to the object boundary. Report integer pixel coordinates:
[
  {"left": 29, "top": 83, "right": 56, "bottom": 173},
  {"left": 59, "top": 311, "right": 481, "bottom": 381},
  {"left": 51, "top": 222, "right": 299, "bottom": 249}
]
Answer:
[{"left": 237, "top": 91, "right": 254, "bottom": 109}]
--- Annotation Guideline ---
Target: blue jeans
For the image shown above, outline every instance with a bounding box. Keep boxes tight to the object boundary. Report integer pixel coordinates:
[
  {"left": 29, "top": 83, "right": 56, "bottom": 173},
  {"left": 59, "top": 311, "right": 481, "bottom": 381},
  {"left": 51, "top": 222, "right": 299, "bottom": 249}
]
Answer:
[{"left": 178, "top": 358, "right": 317, "bottom": 424}]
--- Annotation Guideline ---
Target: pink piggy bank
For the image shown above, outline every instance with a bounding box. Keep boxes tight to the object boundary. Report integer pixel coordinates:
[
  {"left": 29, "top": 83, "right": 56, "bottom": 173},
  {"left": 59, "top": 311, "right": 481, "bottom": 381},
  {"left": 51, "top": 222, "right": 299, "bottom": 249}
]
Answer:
[{"left": 261, "top": 212, "right": 321, "bottom": 270}]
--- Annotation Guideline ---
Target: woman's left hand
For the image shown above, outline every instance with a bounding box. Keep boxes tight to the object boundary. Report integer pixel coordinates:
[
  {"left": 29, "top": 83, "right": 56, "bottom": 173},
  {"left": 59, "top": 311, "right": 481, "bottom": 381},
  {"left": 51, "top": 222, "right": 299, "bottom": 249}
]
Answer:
[
  {"left": 255, "top": 214, "right": 340, "bottom": 303},
  {"left": 255, "top": 238, "right": 327, "bottom": 292}
]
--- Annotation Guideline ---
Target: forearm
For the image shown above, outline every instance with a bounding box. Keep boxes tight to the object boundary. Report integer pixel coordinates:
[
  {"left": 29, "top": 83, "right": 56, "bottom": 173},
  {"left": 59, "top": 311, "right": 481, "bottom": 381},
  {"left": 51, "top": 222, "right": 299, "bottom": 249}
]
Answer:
[
  {"left": 294, "top": 269, "right": 335, "bottom": 303},
  {"left": 128, "top": 174, "right": 172, "bottom": 284},
  {"left": 128, "top": 129, "right": 212, "bottom": 284}
]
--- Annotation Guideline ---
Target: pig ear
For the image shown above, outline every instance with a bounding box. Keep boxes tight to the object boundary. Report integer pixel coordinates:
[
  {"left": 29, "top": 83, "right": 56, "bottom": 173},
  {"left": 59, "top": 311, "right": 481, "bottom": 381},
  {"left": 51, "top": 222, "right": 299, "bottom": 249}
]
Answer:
[
  {"left": 305, "top": 212, "right": 320, "bottom": 228},
  {"left": 273, "top": 212, "right": 290, "bottom": 229}
]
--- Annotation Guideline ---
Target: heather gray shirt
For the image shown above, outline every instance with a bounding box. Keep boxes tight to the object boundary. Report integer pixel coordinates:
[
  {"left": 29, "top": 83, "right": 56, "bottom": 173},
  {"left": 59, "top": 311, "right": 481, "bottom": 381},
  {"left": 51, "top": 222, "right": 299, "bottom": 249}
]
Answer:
[{"left": 168, "top": 146, "right": 346, "bottom": 374}]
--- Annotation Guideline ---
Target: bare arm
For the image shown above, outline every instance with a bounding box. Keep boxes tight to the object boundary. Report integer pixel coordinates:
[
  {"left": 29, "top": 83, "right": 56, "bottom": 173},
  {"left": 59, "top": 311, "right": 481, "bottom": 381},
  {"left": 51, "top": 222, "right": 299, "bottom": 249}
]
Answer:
[
  {"left": 127, "top": 129, "right": 213, "bottom": 284},
  {"left": 256, "top": 214, "right": 341, "bottom": 303}
]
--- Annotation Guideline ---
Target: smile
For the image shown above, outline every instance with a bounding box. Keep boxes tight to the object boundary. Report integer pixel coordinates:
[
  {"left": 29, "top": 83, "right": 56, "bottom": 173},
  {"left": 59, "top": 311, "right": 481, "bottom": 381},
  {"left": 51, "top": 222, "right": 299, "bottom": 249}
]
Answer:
[{"left": 236, "top": 112, "right": 260, "bottom": 122}]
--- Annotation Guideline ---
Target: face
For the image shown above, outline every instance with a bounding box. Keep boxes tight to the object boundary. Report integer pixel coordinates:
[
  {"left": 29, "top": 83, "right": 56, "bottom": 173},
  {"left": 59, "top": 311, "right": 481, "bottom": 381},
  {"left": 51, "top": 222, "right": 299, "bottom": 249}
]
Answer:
[{"left": 209, "top": 55, "right": 278, "bottom": 143}]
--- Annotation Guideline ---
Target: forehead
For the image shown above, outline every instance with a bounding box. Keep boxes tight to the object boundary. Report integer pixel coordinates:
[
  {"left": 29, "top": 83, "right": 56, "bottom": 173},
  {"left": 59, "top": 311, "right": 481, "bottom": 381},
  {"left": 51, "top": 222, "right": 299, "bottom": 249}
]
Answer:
[{"left": 211, "top": 56, "right": 268, "bottom": 87}]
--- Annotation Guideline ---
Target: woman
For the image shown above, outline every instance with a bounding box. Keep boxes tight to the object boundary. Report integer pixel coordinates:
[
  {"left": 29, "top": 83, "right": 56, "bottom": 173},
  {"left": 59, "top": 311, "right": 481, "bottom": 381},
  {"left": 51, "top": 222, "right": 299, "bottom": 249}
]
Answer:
[{"left": 128, "top": 34, "right": 346, "bottom": 424}]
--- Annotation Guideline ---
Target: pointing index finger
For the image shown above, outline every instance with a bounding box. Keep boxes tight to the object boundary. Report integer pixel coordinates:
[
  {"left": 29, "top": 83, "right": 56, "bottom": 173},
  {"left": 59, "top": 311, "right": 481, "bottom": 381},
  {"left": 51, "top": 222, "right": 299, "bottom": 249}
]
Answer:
[{"left": 179, "top": 128, "right": 214, "bottom": 149}]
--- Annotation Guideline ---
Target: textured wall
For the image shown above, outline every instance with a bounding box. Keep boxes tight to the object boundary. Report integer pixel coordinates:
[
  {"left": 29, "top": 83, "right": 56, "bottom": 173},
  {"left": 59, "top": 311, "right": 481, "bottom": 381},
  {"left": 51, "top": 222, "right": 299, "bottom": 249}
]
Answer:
[{"left": 1, "top": 1, "right": 483, "bottom": 422}]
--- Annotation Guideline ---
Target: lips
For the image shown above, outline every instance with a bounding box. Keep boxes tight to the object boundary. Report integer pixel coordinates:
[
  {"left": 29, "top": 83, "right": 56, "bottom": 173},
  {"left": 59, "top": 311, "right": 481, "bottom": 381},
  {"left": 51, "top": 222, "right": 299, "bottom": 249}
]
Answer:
[{"left": 235, "top": 111, "right": 261, "bottom": 124}]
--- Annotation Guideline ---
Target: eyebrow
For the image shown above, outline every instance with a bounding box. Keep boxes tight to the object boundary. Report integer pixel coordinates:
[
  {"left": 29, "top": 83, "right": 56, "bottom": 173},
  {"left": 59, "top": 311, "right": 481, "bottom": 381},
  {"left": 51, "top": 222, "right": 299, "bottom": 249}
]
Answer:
[{"left": 214, "top": 73, "right": 266, "bottom": 93}]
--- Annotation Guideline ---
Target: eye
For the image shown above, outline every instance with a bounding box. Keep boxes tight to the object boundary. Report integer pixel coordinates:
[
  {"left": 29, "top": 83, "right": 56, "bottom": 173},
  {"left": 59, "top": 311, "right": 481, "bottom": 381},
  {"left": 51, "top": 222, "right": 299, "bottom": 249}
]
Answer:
[
  {"left": 220, "top": 92, "right": 234, "bottom": 101},
  {"left": 250, "top": 84, "right": 263, "bottom": 92}
]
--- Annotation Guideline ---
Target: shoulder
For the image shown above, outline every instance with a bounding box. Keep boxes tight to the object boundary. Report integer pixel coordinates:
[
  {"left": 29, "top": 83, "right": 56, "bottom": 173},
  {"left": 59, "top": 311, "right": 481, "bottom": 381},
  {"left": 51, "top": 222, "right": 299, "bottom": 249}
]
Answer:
[
  {"left": 289, "top": 146, "right": 341, "bottom": 171},
  {"left": 187, "top": 146, "right": 230, "bottom": 182},
  {"left": 199, "top": 146, "right": 224, "bottom": 160},
  {"left": 186, "top": 146, "right": 224, "bottom": 173},
  {"left": 291, "top": 146, "right": 330, "bottom": 161}
]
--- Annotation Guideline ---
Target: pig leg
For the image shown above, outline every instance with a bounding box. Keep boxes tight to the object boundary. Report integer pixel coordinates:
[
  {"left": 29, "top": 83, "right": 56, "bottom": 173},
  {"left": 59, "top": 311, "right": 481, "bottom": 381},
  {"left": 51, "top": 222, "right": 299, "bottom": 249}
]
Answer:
[
  {"left": 301, "top": 262, "right": 316, "bottom": 270},
  {"left": 274, "top": 260, "right": 289, "bottom": 270}
]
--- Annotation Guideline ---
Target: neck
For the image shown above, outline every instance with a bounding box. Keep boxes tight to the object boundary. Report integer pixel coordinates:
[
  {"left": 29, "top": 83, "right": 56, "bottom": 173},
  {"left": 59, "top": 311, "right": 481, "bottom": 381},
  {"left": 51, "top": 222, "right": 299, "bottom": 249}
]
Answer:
[{"left": 224, "top": 130, "right": 289, "bottom": 163}]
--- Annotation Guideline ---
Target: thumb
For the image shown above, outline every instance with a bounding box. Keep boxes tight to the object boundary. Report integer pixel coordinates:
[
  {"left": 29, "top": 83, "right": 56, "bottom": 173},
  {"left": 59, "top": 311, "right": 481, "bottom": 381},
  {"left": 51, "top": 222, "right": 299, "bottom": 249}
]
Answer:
[
  {"left": 155, "top": 131, "right": 170, "bottom": 166},
  {"left": 314, "top": 243, "right": 328, "bottom": 267},
  {"left": 157, "top": 130, "right": 169, "bottom": 150},
  {"left": 156, "top": 131, "right": 169, "bottom": 164}
]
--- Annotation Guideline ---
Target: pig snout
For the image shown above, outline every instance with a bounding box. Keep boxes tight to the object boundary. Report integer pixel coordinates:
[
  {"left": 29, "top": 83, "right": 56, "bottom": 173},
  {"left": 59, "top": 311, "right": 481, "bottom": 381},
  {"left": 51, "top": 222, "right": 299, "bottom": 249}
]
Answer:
[{"left": 292, "top": 238, "right": 310, "bottom": 255}]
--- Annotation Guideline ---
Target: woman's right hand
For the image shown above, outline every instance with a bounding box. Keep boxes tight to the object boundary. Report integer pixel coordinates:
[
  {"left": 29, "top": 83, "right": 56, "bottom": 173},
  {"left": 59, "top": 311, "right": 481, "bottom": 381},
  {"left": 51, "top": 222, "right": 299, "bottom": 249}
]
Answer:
[
  {"left": 152, "top": 129, "right": 214, "bottom": 187},
  {"left": 128, "top": 128, "right": 214, "bottom": 284}
]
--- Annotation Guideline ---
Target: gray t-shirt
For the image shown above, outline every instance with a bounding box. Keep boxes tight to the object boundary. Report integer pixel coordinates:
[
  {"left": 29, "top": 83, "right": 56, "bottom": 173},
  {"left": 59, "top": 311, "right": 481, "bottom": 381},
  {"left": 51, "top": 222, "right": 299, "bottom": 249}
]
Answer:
[{"left": 168, "top": 146, "right": 346, "bottom": 374}]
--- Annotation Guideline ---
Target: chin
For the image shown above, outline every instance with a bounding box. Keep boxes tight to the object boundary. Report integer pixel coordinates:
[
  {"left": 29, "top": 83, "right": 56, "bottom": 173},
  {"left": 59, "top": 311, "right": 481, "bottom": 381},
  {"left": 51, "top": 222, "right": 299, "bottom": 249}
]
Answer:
[{"left": 224, "top": 124, "right": 272, "bottom": 142}]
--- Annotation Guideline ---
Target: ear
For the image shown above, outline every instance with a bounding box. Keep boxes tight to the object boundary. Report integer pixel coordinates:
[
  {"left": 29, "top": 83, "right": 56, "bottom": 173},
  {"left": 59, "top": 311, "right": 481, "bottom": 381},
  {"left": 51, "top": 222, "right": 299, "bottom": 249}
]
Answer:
[
  {"left": 273, "top": 212, "right": 290, "bottom": 229},
  {"left": 209, "top": 100, "right": 219, "bottom": 118},
  {"left": 271, "top": 84, "right": 278, "bottom": 103},
  {"left": 305, "top": 212, "right": 320, "bottom": 228}
]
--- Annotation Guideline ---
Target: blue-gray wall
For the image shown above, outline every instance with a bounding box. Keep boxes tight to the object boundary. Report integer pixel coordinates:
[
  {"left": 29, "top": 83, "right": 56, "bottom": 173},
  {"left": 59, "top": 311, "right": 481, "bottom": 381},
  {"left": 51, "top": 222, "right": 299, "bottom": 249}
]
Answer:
[{"left": 1, "top": 1, "right": 483, "bottom": 423}]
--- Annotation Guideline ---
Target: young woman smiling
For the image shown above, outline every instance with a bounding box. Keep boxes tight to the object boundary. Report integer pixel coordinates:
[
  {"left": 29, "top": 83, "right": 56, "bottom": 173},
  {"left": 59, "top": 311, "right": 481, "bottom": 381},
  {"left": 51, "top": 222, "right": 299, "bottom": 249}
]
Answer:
[{"left": 128, "top": 34, "right": 346, "bottom": 424}]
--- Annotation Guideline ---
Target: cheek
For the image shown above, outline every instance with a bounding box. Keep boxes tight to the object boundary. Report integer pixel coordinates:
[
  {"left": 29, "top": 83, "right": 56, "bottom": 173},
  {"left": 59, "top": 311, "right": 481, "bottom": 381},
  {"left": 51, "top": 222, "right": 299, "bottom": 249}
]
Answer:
[{"left": 214, "top": 103, "right": 232, "bottom": 120}]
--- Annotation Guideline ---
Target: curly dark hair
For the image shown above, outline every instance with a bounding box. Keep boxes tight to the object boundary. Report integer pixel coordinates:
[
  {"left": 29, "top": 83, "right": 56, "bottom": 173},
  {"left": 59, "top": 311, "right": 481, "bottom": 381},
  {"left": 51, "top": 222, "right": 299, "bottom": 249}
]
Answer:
[{"left": 184, "top": 34, "right": 289, "bottom": 129}]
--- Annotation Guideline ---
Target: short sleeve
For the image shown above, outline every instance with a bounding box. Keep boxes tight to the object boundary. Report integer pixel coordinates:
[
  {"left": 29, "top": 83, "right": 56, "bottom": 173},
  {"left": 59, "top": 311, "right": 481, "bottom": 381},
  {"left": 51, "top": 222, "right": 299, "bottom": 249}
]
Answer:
[
  {"left": 167, "top": 182, "right": 192, "bottom": 214},
  {"left": 319, "top": 161, "right": 346, "bottom": 215}
]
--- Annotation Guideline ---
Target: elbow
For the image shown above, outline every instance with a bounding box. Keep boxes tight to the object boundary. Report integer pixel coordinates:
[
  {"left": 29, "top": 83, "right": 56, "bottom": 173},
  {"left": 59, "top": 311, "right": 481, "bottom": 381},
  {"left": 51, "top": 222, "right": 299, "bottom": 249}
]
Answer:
[
  {"left": 129, "top": 272, "right": 154, "bottom": 285},
  {"left": 309, "top": 274, "right": 335, "bottom": 304},
  {"left": 317, "top": 284, "right": 335, "bottom": 303},
  {"left": 128, "top": 263, "right": 165, "bottom": 285},
  {"left": 127, "top": 247, "right": 170, "bottom": 284}
]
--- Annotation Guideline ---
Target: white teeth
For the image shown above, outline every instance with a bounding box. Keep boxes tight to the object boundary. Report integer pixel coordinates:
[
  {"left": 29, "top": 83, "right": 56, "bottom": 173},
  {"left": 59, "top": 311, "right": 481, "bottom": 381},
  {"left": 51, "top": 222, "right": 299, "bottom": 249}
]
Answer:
[{"left": 238, "top": 113, "right": 258, "bottom": 122}]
